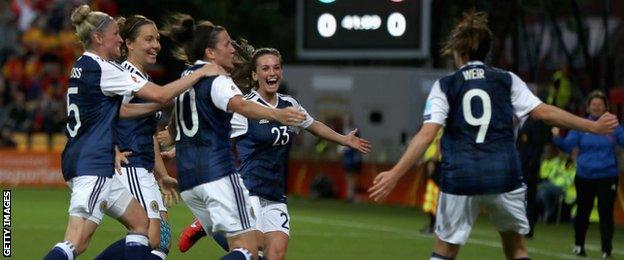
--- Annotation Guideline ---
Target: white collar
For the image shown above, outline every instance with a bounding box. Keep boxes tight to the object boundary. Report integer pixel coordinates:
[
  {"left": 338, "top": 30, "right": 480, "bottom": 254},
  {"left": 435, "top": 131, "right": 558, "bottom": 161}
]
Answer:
[
  {"left": 83, "top": 51, "right": 103, "bottom": 61},
  {"left": 252, "top": 90, "right": 279, "bottom": 108},
  {"left": 460, "top": 60, "right": 485, "bottom": 69},
  {"left": 121, "top": 60, "right": 147, "bottom": 80}
]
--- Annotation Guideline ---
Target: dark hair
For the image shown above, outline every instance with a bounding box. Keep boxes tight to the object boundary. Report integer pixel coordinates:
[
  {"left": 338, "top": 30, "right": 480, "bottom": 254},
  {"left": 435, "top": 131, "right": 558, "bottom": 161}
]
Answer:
[
  {"left": 117, "top": 15, "right": 156, "bottom": 59},
  {"left": 229, "top": 38, "right": 255, "bottom": 93},
  {"left": 161, "top": 13, "right": 224, "bottom": 63},
  {"left": 586, "top": 90, "right": 610, "bottom": 111},
  {"left": 441, "top": 11, "right": 492, "bottom": 62}
]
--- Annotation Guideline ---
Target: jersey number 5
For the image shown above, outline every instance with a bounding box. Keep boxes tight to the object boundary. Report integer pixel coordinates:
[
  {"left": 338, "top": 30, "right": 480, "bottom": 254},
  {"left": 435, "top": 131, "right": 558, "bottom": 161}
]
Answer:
[
  {"left": 462, "top": 89, "right": 491, "bottom": 143},
  {"left": 271, "top": 126, "right": 290, "bottom": 146},
  {"left": 66, "top": 87, "right": 81, "bottom": 137}
]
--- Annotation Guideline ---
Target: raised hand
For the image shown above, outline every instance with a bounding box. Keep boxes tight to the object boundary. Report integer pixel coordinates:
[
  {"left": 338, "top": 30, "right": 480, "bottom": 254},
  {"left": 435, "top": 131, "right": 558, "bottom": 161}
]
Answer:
[
  {"left": 161, "top": 147, "right": 176, "bottom": 159},
  {"left": 593, "top": 112, "right": 618, "bottom": 135},
  {"left": 158, "top": 175, "right": 181, "bottom": 208},
  {"left": 115, "top": 150, "right": 132, "bottom": 174},
  {"left": 368, "top": 170, "right": 399, "bottom": 202},
  {"left": 157, "top": 127, "right": 173, "bottom": 147},
  {"left": 345, "top": 129, "right": 372, "bottom": 154},
  {"left": 197, "top": 63, "right": 227, "bottom": 77},
  {"left": 275, "top": 107, "right": 306, "bottom": 126}
]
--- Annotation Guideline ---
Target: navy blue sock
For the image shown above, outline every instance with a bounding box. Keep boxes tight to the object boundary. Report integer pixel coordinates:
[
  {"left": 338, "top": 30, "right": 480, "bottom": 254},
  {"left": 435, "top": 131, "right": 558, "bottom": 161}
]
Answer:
[
  {"left": 125, "top": 233, "right": 150, "bottom": 259},
  {"left": 220, "top": 248, "right": 252, "bottom": 260},
  {"left": 94, "top": 238, "right": 125, "bottom": 260},
  {"left": 431, "top": 252, "right": 454, "bottom": 260},
  {"left": 43, "top": 247, "right": 70, "bottom": 260},
  {"left": 213, "top": 233, "right": 230, "bottom": 251},
  {"left": 44, "top": 242, "right": 75, "bottom": 260}
]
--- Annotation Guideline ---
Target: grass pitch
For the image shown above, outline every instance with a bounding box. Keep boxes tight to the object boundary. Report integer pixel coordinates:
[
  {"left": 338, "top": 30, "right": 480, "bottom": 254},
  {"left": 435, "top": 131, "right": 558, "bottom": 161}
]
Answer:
[{"left": 8, "top": 188, "right": 624, "bottom": 259}]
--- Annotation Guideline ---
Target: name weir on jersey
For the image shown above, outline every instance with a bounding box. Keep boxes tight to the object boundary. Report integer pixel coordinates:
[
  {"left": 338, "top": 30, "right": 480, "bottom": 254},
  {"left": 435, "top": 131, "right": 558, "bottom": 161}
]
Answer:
[{"left": 463, "top": 68, "right": 485, "bottom": 80}]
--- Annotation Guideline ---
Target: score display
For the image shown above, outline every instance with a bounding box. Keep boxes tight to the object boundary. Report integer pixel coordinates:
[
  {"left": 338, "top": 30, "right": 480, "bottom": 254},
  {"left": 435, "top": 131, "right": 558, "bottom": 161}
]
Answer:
[{"left": 297, "top": 0, "right": 431, "bottom": 59}]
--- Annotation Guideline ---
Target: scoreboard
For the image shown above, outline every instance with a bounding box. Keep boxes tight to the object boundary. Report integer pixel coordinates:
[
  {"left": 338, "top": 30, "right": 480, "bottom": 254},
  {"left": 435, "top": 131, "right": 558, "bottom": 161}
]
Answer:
[{"left": 296, "top": 0, "right": 431, "bottom": 59}]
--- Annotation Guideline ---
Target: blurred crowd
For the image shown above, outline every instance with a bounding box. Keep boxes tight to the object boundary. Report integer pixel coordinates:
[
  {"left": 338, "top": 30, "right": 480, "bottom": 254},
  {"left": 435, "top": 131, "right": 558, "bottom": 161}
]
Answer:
[{"left": 0, "top": 0, "right": 118, "bottom": 148}]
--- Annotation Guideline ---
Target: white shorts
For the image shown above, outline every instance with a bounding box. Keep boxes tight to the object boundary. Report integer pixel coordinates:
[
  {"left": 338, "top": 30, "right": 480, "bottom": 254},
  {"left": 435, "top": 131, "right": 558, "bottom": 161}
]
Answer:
[
  {"left": 111, "top": 167, "right": 166, "bottom": 219},
  {"left": 181, "top": 174, "right": 256, "bottom": 237},
  {"left": 434, "top": 186, "right": 530, "bottom": 245},
  {"left": 249, "top": 196, "right": 290, "bottom": 236},
  {"left": 67, "top": 175, "right": 133, "bottom": 225}
]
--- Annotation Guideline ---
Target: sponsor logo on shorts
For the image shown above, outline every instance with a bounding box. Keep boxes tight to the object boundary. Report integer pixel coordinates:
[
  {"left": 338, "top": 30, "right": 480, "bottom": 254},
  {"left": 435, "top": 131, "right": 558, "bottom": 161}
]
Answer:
[
  {"left": 100, "top": 201, "right": 108, "bottom": 211},
  {"left": 150, "top": 200, "right": 159, "bottom": 213}
]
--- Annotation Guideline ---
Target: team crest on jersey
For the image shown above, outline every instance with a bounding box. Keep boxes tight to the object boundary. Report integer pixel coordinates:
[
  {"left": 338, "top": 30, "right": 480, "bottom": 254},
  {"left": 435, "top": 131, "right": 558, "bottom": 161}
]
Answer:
[
  {"left": 100, "top": 201, "right": 108, "bottom": 211},
  {"left": 131, "top": 75, "right": 140, "bottom": 83},
  {"left": 150, "top": 200, "right": 159, "bottom": 213}
]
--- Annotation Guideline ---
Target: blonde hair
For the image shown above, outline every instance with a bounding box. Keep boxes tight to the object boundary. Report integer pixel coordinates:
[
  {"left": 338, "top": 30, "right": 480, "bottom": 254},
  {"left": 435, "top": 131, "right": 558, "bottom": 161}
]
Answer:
[{"left": 70, "top": 5, "right": 114, "bottom": 47}]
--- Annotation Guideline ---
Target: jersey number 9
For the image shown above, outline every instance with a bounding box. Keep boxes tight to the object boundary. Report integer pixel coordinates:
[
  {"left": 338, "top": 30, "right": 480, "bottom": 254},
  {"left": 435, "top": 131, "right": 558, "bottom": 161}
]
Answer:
[{"left": 462, "top": 89, "right": 491, "bottom": 143}]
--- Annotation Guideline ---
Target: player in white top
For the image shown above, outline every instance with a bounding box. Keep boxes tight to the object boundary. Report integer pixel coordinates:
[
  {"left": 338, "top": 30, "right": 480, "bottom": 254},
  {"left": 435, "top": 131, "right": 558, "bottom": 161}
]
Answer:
[
  {"left": 43, "top": 5, "right": 222, "bottom": 260},
  {"left": 369, "top": 12, "right": 618, "bottom": 260}
]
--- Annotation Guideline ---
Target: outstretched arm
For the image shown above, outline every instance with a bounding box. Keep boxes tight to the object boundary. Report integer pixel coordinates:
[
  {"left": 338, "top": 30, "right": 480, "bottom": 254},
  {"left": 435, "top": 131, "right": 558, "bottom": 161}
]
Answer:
[
  {"left": 368, "top": 123, "right": 441, "bottom": 201},
  {"left": 530, "top": 103, "right": 617, "bottom": 134},
  {"left": 119, "top": 102, "right": 167, "bottom": 119},
  {"left": 306, "top": 121, "right": 371, "bottom": 153},
  {"left": 227, "top": 95, "right": 306, "bottom": 126}
]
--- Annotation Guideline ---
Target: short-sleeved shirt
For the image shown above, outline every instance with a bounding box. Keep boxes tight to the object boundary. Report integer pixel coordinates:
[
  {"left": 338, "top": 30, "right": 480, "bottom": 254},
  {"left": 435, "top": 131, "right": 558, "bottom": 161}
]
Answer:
[
  {"left": 175, "top": 61, "right": 243, "bottom": 191},
  {"left": 114, "top": 61, "right": 161, "bottom": 170},
  {"left": 62, "top": 52, "right": 148, "bottom": 181},
  {"left": 423, "top": 61, "right": 541, "bottom": 195},
  {"left": 231, "top": 90, "right": 314, "bottom": 203}
]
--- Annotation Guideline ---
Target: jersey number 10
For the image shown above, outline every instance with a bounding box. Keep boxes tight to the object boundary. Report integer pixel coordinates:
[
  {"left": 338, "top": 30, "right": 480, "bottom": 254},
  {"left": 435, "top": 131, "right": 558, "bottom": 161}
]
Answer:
[
  {"left": 176, "top": 89, "right": 199, "bottom": 140},
  {"left": 462, "top": 89, "right": 491, "bottom": 143}
]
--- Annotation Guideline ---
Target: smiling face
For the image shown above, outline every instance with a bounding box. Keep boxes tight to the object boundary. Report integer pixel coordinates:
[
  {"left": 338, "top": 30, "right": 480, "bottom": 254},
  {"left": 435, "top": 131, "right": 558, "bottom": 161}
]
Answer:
[
  {"left": 95, "top": 21, "right": 123, "bottom": 60},
  {"left": 126, "top": 23, "right": 161, "bottom": 65},
  {"left": 252, "top": 53, "right": 282, "bottom": 95},
  {"left": 207, "top": 30, "right": 235, "bottom": 70},
  {"left": 588, "top": 97, "right": 607, "bottom": 118}
]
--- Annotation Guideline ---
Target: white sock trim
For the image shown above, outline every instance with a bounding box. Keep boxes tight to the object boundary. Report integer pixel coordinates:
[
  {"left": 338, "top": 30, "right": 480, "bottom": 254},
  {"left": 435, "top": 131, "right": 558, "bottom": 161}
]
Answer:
[
  {"left": 151, "top": 250, "right": 167, "bottom": 259},
  {"left": 231, "top": 248, "right": 253, "bottom": 260},
  {"left": 126, "top": 233, "right": 149, "bottom": 246}
]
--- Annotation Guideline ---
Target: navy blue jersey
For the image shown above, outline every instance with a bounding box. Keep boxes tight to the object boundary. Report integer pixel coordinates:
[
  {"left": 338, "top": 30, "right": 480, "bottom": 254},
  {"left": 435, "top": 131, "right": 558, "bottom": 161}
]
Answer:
[
  {"left": 114, "top": 61, "right": 161, "bottom": 170},
  {"left": 175, "top": 61, "right": 243, "bottom": 191},
  {"left": 62, "top": 52, "right": 147, "bottom": 181},
  {"left": 231, "top": 91, "right": 314, "bottom": 203},
  {"left": 423, "top": 61, "right": 541, "bottom": 195}
]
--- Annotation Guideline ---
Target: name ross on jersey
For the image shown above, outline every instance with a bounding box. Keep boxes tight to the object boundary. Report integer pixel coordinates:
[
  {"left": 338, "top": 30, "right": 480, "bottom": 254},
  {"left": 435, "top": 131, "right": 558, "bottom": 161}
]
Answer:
[
  {"left": 70, "top": 68, "right": 82, "bottom": 79},
  {"left": 462, "top": 68, "right": 485, "bottom": 80}
]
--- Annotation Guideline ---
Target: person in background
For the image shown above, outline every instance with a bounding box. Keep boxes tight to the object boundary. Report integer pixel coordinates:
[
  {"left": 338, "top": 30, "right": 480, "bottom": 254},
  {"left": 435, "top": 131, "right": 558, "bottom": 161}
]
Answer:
[
  {"left": 536, "top": 145, "right": 575, "bottom": 223},
  {"left": 552, "top": 90, "right": 623, "bottom": 259},
  {"left": 340, "top": 114, "right": 364, "bottom": 202},
  {"left": 419, "top": 128, "right": 442, "bottom": 234}
]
